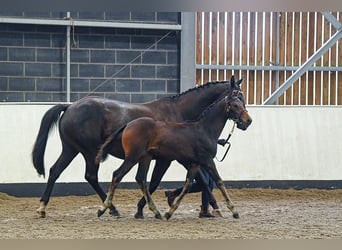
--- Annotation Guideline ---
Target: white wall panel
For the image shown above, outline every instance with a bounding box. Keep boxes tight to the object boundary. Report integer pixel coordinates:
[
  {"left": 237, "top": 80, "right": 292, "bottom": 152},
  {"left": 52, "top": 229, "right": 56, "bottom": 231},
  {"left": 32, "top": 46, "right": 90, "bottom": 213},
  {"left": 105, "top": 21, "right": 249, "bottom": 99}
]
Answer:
[{"left": 1, "top": 104, "right": 341, "bottom": 184}]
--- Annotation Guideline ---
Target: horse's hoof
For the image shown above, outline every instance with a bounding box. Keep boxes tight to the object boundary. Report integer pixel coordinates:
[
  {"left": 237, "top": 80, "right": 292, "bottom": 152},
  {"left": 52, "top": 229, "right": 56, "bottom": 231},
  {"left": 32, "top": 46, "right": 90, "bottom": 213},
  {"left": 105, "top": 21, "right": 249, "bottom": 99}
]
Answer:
[
  {"left": 97, "top": 209, "right": 106, "bottom": 218},
  {"left": 233, "top": 212, "right": 240, "bottom": 219},
  {"left": 36, "top": 210, "right": 46, "bottom": 218},
  {"left": 109, "top": 209, "right": 120, "bottom": 217},
  {"left": 164, "top": 212, "right": 172, "bottom": 220},
  {"left": 155, "top": 213, "right": 163, "bottom": 220},
  {"left": 134, "top": 213, "right": 145, "bottom": 219}
]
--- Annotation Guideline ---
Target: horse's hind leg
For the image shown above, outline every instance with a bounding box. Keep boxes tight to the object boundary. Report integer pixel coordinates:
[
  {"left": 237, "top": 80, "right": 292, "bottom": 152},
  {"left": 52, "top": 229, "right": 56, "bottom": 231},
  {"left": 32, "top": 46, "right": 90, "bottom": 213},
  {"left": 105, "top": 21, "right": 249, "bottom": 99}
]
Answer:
[
  {"left": 135, "top": 159, "right": 171, "bottom": 219},
  {"left": 165, "top": 165, "right": 199, "bottom": 220},
  {"left": 135, "top": 157, "right": 162, "bottom": 219},
  {"left": 84, "top": 154, "right": 120, "bottom": 217},
  {"left": 37, "top": 146, "right": 78, "bottom": 218}
]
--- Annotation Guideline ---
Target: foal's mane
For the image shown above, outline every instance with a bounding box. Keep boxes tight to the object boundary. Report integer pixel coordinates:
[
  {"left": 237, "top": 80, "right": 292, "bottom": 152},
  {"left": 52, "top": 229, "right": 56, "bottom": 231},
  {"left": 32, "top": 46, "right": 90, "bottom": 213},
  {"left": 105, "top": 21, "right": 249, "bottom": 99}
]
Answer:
[
  {"left": 185, "top": 95, "right": 227, "bottom": 123},
  {"left": 164, "top": 80, "right": 230, "bottom": 100}
]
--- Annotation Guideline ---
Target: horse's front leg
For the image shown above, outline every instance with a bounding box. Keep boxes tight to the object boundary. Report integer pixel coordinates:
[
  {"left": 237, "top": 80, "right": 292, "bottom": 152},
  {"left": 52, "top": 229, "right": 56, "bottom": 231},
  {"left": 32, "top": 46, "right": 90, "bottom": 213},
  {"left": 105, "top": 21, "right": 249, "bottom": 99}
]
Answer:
[
  {"left": 205, "top": 160, "right": 239, "bottom": 219},
  {"left": 164, "top": 165, "right": 199, "bottom": 220},
  {"left": 135, "top": 158, "right": 171, "bottom": 219},
  {"left": 97, "top": 160, "right": 135, "bottom": 217},
  {"left": 135, "top": 157, "right": 162, "bottom": 219}
]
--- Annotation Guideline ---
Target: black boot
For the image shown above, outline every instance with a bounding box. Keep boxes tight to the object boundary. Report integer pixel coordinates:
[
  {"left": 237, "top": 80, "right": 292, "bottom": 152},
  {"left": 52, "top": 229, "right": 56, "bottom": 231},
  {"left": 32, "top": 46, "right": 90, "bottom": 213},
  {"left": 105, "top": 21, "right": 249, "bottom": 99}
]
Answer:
[{"left": 199, "top": 205, "right": 215, "bottom": 218}]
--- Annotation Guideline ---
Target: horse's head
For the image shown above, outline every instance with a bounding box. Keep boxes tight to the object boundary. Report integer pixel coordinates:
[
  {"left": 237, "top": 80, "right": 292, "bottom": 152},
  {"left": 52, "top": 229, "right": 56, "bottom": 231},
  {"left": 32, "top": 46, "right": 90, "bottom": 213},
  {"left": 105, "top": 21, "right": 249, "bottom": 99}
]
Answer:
[{"left": 225, "top": 77, "right": 252, "bottom": 130}]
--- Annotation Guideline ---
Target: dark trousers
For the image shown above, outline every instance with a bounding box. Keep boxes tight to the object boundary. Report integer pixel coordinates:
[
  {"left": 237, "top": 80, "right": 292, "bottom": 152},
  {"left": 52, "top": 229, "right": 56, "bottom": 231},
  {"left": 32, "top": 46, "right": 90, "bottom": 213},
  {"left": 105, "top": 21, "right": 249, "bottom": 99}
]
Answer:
[{"left": 173, "top": 168, "right": 215, "bottom": 207}]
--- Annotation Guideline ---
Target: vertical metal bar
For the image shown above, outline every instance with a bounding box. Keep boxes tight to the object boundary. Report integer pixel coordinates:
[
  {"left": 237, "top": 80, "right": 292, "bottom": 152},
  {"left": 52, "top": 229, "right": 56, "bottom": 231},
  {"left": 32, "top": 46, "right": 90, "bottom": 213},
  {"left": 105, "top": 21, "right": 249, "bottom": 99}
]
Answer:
[
  {"left": 246, "top": 12, "right": 250, "bottom": 103},
  {"left": 313, "top": 12, "right": 317, "bottom": 105},
  {"left": 292, "top": 12, "right": 296, "bottom": 105},
  {"left": 254, "top": 12, "right": 257, "bottom": 104},
  {"left": 261, "top": 11, "right": 266, "bottom": 102},
  {"left": 336, "top": 12, "right": 340, "bottom": 105},
  {"left": 201, "top": 12, "right": 204, "bottom": 84},
  {"left": 66, "top": 11, "right": 71, "bottom": 102},
  {"left": 269, "top": 12, "right": 273, "bottom": 98},
  {"left": 299, "top": 12, "right": 302, "bottom": 105},
  {"left": 275, "top": 12, "right": 280, "bottom": 105},
  {"left": 320, "top": 15, "right": 324, "bottom": 105},
  {"left": 216, "top": 12, "right": 220, "bottom": 81},
  {"left": 224, "top": 12, "right": 227, "bottom": 80},
  {"left": 328, "top": 15, "right": 332, "bottom": 105},
  {"left": 208, "top": 12, "right": 212, "bottom": 81},
  {"left": 180, "top": 12, "right": 196, "bottom": 91},
  {"left": 305, "top": 12, "right": 309, "bottom": 105}
]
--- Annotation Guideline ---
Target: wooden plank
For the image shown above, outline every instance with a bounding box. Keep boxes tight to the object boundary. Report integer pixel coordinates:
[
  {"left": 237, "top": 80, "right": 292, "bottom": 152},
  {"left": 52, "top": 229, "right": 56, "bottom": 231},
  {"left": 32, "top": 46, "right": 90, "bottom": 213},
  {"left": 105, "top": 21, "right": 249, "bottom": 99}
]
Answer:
[
  {"left": 292, "top": 13, "right": 300, "bottom": 105},
  {"left": 307, "top": 71, "right": 314, "bottom": 105},
  {"left": 263, "top": 12, "right": 271, "bottom": 101},
  {"left": 329, "top": 12, "right": 338, "bottom": 105},
  {"left": 202, "top": 13, "right": 210, "bottom": 84},
  {"left": 210, "top": 12, "right": 218, "bottom": 80},
  {"left": 218, "top": 12, "right": 226, "bottom": 80},
  {"left": 270, "top": 12, "right": 278, "bottom": 95},
  {"left": 240, "top": 12, "right": 249, "bottom": 95},
  {"left": 248, "top": 12, "right": 256, "bottom": 104},
  {"left": 256, "top": 12, "right": 263, "bottom": 104},
  {"left": 196, "top": 12, "right": 202, "bottom": 84},
  {"left": 300, "top": 12, "right": 308, "bottom": 105}
]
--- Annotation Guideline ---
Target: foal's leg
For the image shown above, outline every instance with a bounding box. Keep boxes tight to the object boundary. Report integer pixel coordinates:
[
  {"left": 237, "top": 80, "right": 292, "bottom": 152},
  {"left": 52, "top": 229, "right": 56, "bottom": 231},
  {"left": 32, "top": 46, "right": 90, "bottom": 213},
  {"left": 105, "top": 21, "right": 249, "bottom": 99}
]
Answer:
[
  {"left": 135, "top": 157, "right": 162, "bottom": 219},
  {"left": 135, "top": 158, "right": 171, "bottom": 219},
  {"left": 97, "top": 159, "right": 136, "bottom": 217},
  {"left": 164, "top": 165, "right": 199, "bottom": 220},
  {"left": 37, "top": 145, "right": 78, "bottom": 218},
  {"left": 205, "top": 160, "right": 239, "bottom": 219}
]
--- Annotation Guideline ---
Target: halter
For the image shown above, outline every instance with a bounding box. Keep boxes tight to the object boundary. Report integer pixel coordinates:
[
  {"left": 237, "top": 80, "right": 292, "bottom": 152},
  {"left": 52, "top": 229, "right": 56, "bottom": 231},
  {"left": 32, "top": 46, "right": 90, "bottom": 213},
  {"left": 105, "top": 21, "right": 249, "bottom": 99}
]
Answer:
[
  {"left": 225, "top": 90, "right": 248, "bottom": 123},
  {"left": 216, "top": 89, "right": 247, "bottom": 162}
]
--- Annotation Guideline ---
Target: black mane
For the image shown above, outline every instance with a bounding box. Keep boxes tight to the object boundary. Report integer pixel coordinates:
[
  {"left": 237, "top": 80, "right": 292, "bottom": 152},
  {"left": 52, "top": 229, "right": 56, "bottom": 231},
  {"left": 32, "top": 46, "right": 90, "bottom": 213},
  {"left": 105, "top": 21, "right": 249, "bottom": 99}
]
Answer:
[{"left": 164, "top": 80, "right": 230, "bottom": 100}]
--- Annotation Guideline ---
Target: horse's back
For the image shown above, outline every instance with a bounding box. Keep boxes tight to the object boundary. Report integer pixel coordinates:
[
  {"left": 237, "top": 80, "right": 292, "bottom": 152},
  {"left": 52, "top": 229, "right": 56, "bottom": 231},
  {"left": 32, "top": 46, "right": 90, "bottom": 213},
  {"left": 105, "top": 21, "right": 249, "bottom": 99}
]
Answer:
[{"left": 60, "top": 97, "right": 152, "bottom": 137}]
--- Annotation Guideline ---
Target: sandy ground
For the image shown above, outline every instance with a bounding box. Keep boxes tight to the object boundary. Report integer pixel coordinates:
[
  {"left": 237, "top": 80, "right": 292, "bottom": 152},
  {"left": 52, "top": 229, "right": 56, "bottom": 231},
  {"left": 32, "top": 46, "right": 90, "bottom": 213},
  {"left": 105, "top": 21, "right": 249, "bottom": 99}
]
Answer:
[{"left": 0, "top": 188, "right": 341, "bottom": 239}]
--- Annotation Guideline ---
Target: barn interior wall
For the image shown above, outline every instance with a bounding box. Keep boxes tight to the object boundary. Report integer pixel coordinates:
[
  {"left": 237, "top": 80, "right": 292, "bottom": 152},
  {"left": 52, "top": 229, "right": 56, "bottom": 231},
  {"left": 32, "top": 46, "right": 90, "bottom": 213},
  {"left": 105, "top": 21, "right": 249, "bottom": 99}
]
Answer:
[
  {"left": 0, "top": 12, "right": 180, "bottom": 103},
  {"left": 1, "top": 104, "right": 341, "bottom": 186}
]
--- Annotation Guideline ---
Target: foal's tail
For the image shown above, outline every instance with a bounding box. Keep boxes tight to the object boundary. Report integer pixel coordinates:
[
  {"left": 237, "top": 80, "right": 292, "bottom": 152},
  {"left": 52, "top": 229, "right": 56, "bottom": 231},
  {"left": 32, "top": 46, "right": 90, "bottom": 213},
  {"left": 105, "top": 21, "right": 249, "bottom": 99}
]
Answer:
[
  {"left": 95, "top": 124, "right": 127, "bottom": 165},
  {"left": 32, "top": 104, "right": 70, "bottom": 177}
]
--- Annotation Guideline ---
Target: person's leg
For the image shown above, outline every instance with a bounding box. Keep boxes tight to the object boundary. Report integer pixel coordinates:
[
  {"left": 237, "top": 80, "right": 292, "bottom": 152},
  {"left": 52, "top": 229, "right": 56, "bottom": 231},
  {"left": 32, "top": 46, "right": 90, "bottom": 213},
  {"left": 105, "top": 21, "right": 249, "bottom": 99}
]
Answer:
[{"left": 198, "top": 169, "right": 215, "bottom": 218}]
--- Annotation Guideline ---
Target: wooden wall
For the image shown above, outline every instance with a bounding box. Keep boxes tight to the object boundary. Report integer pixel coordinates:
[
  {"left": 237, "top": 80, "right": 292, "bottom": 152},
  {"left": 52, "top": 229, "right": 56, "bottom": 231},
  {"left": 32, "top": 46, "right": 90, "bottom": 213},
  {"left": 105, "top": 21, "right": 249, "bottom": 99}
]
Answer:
[{"left": 196, "top": 12, "right": 342, "bottom": 105}]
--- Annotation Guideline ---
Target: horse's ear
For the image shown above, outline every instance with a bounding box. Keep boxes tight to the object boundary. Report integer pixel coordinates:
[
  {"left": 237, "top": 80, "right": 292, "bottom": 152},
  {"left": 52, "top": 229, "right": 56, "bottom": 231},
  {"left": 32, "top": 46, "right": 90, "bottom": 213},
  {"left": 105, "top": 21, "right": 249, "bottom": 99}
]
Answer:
[
  {"left": 236, "top": 78, "right": 243, "bottom": 87},
  {"left": 230, "top": 75, "right": 236, "bottom": 88}
]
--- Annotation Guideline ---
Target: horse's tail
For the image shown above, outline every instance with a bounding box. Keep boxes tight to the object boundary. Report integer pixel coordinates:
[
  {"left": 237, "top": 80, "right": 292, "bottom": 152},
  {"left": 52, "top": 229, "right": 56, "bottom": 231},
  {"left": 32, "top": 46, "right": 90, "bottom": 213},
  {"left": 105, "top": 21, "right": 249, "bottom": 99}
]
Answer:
[
  {"left": 32, "top": 104, "right": 70, "bottom": 177},
  {"left": 95, "top": 124, "right": 127, "bottom": 165}
]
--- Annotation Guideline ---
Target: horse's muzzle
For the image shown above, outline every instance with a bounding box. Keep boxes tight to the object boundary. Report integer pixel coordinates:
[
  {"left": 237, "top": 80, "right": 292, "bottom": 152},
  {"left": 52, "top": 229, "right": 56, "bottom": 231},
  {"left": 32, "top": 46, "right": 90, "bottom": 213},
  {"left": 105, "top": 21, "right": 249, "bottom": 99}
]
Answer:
[{"left": 237, "top": 113, "right": 252, "bottom": 130}]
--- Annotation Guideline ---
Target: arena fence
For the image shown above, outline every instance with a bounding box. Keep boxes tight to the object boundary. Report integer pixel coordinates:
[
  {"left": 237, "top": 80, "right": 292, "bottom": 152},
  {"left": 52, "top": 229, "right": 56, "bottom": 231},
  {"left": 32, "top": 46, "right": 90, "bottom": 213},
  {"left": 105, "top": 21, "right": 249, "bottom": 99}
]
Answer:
[{"left": 196, "top": 12, "right": 342, "bottom": 105}]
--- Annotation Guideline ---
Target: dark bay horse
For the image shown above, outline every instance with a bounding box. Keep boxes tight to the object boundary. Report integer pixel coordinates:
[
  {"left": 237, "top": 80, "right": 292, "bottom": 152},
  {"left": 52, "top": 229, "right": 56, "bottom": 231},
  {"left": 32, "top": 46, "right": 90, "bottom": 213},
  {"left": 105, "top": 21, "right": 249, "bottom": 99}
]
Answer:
[
  {"left": 96, "top": 81, "right": 252, "bottom": 220},
  {"left": 32, "top": 78, "right": 235, "bottom": 218}
]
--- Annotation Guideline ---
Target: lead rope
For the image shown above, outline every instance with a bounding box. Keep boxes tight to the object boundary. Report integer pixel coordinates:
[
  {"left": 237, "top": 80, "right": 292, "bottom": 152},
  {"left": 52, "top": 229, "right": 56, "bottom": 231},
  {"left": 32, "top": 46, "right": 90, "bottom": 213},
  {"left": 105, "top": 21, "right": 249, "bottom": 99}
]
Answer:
[{"left": 215, "top": 122, "right": 236, "bottom": 162}]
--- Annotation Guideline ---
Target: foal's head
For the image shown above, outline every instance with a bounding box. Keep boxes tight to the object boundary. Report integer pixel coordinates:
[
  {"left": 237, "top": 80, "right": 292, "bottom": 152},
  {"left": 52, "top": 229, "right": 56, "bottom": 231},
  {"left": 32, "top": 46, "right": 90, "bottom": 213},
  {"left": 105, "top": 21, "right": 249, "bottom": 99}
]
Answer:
[{"left": 225, "top": 78, "right": 252, "bottom": 130}]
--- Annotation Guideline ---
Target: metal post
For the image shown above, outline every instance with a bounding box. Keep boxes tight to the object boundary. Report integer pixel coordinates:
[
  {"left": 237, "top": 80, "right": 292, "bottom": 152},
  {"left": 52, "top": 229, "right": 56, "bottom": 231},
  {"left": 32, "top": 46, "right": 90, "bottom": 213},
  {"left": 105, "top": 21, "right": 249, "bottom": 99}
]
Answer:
[
  {"left": 66, "top": 12, "right": 71, "bottom": 102},
  {"left": 275, "top": 12, "right": 281, "bottom": 105},
  {"left": 180, "top": 12, "right": 196, "bottom": 92}
]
